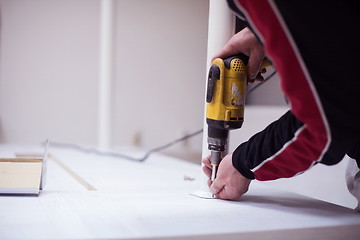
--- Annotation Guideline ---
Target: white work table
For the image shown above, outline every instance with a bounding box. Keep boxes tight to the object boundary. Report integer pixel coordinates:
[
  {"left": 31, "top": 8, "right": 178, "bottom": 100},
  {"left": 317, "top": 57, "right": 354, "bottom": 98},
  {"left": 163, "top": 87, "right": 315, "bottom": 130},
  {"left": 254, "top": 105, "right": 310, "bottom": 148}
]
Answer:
[{"left": 0, "top": 144, "right": 360, "bottom": 240}]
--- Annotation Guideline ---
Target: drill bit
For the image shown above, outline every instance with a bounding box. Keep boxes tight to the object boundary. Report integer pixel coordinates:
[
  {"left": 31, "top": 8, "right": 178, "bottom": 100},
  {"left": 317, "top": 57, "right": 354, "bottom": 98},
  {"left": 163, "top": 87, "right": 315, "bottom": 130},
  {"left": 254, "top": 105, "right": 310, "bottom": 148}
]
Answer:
[
  {"left": 210, "top": 150, "right": 222, "bottom": 181},
  {"left": 210, "top": 150, "right": 222, "bottom": 197},
  {"left": 210, "top": 163, "right": 218, "bottom": 182}
]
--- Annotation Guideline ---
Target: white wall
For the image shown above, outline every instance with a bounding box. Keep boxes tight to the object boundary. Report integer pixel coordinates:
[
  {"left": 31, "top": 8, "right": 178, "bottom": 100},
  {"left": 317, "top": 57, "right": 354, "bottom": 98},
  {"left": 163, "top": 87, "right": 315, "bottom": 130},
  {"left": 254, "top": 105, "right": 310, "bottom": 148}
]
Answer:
[
  {"left": 0, "top": 0, "right": 209, "bottom": 157},
  {"left": 0, "top": 0, "right": 100, "bottom": 145},
  {"left": 112, "top": 0, "right": 208, "bottom": 155}
]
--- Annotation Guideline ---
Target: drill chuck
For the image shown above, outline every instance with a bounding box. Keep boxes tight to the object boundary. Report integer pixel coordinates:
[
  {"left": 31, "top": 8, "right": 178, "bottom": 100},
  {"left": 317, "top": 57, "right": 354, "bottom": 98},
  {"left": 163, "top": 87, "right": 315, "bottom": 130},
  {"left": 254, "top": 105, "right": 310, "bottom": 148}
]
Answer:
[
  {"left": 208, "top": 126, "right": 228, "bottom": 182},
  {"left": 207, "top": 125, "right": 228, "bottom": 151}
]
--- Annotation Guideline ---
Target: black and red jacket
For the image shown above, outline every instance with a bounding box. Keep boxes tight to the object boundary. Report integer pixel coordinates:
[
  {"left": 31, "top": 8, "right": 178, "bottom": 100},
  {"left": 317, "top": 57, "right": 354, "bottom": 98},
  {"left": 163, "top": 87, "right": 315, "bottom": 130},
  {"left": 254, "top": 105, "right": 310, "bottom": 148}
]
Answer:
[{"left": 228, "top": 0, "right": 360, "bottom": 180}]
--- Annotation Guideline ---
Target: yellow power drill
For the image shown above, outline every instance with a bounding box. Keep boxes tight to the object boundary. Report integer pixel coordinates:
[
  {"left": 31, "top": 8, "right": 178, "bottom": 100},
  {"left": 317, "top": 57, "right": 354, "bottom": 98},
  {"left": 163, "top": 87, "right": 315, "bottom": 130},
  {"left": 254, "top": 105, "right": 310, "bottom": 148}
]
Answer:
[{"left": 206, "top": 54, "right": 270, "bottom": 182}]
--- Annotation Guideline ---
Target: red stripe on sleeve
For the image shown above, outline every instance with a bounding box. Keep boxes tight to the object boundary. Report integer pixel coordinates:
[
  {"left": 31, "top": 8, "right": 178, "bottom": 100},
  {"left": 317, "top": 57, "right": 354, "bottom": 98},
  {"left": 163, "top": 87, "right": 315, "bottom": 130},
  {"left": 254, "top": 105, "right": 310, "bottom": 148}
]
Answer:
[{"left": 236, "top": 0, "right": 330, "bottom": 180}]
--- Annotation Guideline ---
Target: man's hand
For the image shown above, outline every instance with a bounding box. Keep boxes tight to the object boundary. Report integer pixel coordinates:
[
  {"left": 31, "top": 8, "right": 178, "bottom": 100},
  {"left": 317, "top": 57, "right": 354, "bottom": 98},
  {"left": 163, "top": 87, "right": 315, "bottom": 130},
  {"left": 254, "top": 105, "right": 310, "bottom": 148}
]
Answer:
[
  {"left": 202, "top": 153, "right": 251, "bottom": 200},
  {"left": 212, "top": 27, "right": 265, "bottom": 82}
]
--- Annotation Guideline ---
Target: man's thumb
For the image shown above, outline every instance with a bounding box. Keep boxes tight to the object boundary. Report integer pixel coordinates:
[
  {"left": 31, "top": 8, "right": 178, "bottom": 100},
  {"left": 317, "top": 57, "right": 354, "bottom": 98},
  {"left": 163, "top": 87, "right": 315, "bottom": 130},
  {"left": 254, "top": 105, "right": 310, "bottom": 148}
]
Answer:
[{"left": 209, "top": 179, "right": 224, "bottom": 195}]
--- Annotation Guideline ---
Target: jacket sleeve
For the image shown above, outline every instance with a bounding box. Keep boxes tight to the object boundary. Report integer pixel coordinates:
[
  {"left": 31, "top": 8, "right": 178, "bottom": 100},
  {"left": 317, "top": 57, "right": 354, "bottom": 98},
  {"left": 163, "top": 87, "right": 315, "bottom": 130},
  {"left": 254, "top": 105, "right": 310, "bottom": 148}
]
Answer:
[
  {"left": 228, "top": 0, "right": 360, "bottom": 181},
  {"left": 232, "top": 110, "right": 305, "bottom": 180},
  {"left": 227, "top": 0, "right": 332, "bottom": 181}
]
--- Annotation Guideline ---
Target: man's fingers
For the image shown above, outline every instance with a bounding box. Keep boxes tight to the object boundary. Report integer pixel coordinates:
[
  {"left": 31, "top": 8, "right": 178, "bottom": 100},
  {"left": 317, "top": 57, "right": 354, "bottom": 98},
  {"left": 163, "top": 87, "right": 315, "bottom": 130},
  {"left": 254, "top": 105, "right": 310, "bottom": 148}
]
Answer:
[
  {"left": 211, "top": 49, "right": 233, "bottom": 62},
  {"left": 202, "top": 156, "right": 212, "bottom": 181},
  {"left": 248, "top": 56, "right": 263, "bottom": 80},
  {"left": 207, "top": 178, "right": 212, "bottom": 188},
  {"left": 202, "top": 164, "right": 211, "bottom": 179},
  {"left": 215, "top": 188, "right": 233, "bottom": 200},
  {"left": 201, "top": 157, "right": 211, "bottom": 168},
  {"left": 247, "top": 46, "right": 265, "bottom": 80},
  {"left": 211, "top": 40, "right": 238, "bottom": 61},
  {"left": 209, "top": 179, "right": 224, "bottom": 196}
]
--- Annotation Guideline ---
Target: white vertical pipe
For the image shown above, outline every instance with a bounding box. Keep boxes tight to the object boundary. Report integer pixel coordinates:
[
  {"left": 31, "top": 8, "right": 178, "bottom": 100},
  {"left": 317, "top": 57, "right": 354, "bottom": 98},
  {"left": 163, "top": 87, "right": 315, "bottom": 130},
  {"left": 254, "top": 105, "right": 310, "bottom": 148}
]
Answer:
[
  {"left": 201, "top": 0, "right": 235, "bottom": 190},
  {"left": 98, "top": 0, "right": 114, "bottom": 150}
]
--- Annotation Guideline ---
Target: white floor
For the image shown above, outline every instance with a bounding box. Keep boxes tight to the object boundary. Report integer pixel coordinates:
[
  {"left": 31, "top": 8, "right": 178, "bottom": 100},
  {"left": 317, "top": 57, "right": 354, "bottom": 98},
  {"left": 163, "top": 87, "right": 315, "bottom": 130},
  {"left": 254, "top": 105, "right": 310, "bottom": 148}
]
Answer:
[{"left": 0, "top": 143, "right": 360, "bottom": 239}]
